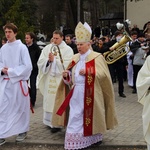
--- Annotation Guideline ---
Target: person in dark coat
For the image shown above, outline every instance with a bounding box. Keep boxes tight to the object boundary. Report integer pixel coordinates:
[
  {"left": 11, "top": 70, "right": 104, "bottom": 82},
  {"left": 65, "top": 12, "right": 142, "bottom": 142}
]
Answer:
[
  {"left": 25, "top": 32, "right": 41, "bottom": 107},
  {"left": 65, "top": 34, "right": 78, "bottom": 54},
  {"left": 102, "top": 31, "right": 128, "bottom": 98}
]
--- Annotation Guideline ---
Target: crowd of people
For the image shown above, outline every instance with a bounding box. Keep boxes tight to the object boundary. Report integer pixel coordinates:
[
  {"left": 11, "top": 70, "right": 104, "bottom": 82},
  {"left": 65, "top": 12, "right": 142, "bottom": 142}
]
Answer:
[
  {"left": 0, "top": 21, "right": 150, "bottom": 150},
  {"left": 91, "top": 23, "right": 150, "bottom": 97}
]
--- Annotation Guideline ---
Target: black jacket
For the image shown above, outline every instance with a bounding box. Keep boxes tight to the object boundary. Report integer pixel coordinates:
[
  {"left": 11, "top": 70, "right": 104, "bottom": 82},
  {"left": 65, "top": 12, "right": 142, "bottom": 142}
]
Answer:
[
  {"left": 101, "top": 40, "right": 128, "bottom": 65},
  {"left": 130, "top": 40, "right": 142, "bottom": 54},
  {"left": 27, "top": 43, "right": 41, "bottom": 71},
  {"left": 67, "top": 42, "right": 78, "bottom": 54}
]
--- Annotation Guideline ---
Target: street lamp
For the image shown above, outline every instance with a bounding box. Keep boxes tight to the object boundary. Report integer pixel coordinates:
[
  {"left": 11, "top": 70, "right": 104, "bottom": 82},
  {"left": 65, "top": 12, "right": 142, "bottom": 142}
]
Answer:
[
  {"left": 124, "top": 0, "right": 127, "bottom": 20},
  {"left": 77, "top": 0, "right": 80, "bottom": 22}
]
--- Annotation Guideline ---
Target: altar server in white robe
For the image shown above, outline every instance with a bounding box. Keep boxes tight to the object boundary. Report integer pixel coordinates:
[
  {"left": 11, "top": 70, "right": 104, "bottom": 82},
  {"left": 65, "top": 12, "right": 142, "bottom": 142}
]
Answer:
[
  {"left": 136, "top": 54, "right": 150, "bottom": 150},
  {"left": 37, "top": 30, "right": 73, "bottom": 133},
  {"left": 0, "top": 23, "right": 32, "bottom": 145}
]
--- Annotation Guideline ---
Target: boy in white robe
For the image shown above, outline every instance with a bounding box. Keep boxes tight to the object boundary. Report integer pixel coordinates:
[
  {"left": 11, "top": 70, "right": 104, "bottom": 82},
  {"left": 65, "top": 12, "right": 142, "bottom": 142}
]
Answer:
[
  {"left": 37, "top": 30, "right": 73, "bottom": 133},
  {"left": 0, "top": 23, "right": 32, "bottom": 145}
]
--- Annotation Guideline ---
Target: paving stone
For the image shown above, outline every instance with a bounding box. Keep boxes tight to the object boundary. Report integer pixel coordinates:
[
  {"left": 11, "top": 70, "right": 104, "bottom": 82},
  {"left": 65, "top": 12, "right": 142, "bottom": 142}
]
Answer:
[{"left": 2, "top": 81, "right": 147, "bottom": 149}]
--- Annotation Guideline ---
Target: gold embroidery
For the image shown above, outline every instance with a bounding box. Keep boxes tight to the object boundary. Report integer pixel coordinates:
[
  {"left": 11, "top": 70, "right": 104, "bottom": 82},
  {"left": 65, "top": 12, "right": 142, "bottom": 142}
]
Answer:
[
  {"left": 86, "top": 97, "right": 92, "bottom": 105},
  {"left": 48, "top": 78, "right": 57, "bottom": 95},
  {"left": 85, "top": 118, "right": 91, "bottom": 126},
  {"left": 87, "top": 75, "right": 93, "bottom": 85}
]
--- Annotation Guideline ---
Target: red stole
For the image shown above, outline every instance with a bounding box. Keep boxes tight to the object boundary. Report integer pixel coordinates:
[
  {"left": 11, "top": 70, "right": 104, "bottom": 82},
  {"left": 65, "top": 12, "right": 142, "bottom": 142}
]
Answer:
[
  {"left": 56, "top": 60, "right": 76, "bottom": 115},
  {"left": 56, "top": 86, "right": 74, "bottom": 116},
  {"left": 84, "top": 59, "right": 95, "bottom": 136}
]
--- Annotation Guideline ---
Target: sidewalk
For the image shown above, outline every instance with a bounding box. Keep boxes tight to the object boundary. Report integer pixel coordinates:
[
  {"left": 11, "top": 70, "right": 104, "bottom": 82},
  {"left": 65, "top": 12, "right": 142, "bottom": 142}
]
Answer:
[{"left": 5, "top": 81, "right": 147, "bottom": 148}]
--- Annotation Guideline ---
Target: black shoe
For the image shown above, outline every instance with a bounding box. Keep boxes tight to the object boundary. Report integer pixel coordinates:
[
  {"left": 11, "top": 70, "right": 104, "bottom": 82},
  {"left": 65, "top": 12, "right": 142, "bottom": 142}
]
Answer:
[
  {"left": 0, "top": 139, "right": 5, "bottom": 146},
  {"left": 119, "top": 93, "right": 126, "bottom": 98},
  {"left": 132, "top": 89, "right": 137, "bottom": 94},
  {"left": 51, "top": 128, "right": 61, "bottom": 133},
  {"left": 93, "top": 140, "right": 102, "bottom": 146},
  {"left": 16, "top": 132, "right": 27, "bottom": 142}
]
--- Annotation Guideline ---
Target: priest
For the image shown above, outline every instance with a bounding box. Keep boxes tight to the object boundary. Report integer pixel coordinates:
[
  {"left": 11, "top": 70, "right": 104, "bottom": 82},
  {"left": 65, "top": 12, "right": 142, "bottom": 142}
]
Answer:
[
  {"left": 52, "top": 22, "right": 118, "bottom": 150},
  {"left": 37, "top": 30, "right": 73, "bottom": 133}
]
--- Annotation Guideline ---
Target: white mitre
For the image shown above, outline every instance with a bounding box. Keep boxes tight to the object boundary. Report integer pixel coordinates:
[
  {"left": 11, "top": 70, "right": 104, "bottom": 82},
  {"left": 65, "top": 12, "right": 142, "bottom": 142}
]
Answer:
[{"left": 75, "top": 22, "right": 92, "bottom": 42}]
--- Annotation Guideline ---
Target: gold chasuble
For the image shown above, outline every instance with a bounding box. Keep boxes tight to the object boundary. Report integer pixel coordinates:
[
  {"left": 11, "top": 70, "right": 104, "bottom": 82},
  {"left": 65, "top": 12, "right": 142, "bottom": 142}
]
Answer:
[{"left": 52, "top": 51, "right": 118, "bottom": 136}]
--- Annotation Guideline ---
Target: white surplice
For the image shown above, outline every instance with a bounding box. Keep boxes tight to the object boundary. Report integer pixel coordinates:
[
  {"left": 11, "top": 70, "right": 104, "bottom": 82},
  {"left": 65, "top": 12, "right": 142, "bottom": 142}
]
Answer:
[
  {"left": 0, "top": 40, "right": 32, "bottom": 138},
  {"left": 38, "top": 41, "right": 73, "bottom": 127},
  {"left": 65, "top": 50, "right": 102, "bottom": 150}
]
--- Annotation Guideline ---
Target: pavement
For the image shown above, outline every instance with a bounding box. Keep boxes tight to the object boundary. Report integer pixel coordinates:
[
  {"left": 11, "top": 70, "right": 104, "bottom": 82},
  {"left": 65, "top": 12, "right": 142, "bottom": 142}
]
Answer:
[{"left": 2, "top": 81, "right": 147, "bottom": 149}]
